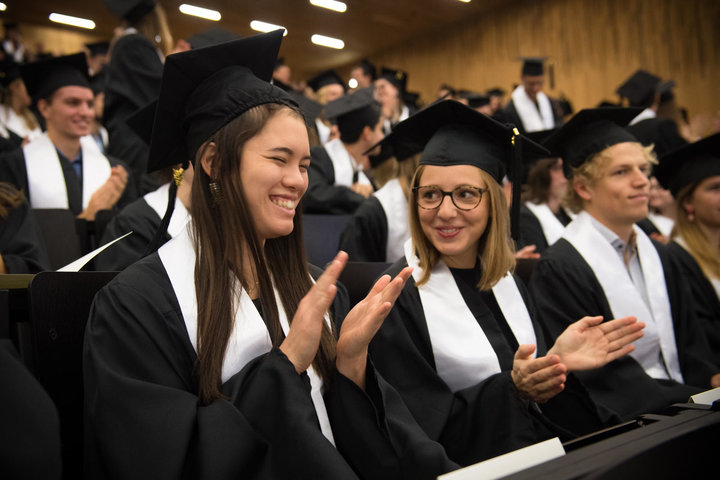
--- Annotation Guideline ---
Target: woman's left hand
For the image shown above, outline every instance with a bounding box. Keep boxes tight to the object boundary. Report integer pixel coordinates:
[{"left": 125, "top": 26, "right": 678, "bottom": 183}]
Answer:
[
  {"left": 336, "top": 266, "right": 413, "bottom": 389},
  {"left": 547, "top": 316, "right": 645, "bottom": 372}
]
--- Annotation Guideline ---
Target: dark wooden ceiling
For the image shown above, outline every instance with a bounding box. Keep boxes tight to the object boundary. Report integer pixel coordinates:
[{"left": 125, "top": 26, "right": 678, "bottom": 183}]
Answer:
[{"left": 3, "top": 0, "right": 513, "bottom": 76}]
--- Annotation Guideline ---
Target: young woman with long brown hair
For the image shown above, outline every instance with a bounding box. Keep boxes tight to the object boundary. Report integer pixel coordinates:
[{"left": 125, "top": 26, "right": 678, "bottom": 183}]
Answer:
[{"left": 83, "top": 32, "right": 456, "bottom": 479}]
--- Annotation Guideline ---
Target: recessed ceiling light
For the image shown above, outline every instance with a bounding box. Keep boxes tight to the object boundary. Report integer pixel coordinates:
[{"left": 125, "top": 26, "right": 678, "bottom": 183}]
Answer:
[
  {"left": 250, "top": 20, "right": 287, "bottom": 36},
  {"left": 179, "top": 4, "right": 221, "bottom": 21},
  {"left": 348, "top": 78, "right": 358, "bottom": 89},
  {"left": 311, "top": 34, "right": 344, "bottom": 50},
  {"left": 0, "top": 3, "right": 7, "bottom": 12},
  {"left": 48, "top": 13, "right": 95, "bottom": 29},
  {"left": 310, "top": 0, "right": 347, "bottom": 13}
]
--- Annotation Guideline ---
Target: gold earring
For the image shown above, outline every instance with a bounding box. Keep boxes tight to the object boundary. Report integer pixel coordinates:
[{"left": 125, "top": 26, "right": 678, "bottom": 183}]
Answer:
[{"left": 172, "top": 167, "right": 184, "bottom": 187}]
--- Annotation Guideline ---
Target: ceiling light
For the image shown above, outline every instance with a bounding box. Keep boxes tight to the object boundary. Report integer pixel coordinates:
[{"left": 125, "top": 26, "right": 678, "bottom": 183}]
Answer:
[
  {"left": 311, "top": 34, "right": 344, "bottom": 50},
  {"left": 348, "top": 78, "right": 358, "bottom": 89},
  {"left": 0, "top": 4, "right": 7, "bottom": 12},
  {"left": 48, "top": 13, "right": 95, "bottom": 30},
  {"left": 179, "top": 4, "right": 221, "bottom": 21},
  {"left": 250, "top": 20, "right": 287, "bottom": 36},
  {"left": 458, "top": 0, "right": 471, "bottom": 3},
  {"left": 310, "top": 0, "right": 347, "bottom": 13}
]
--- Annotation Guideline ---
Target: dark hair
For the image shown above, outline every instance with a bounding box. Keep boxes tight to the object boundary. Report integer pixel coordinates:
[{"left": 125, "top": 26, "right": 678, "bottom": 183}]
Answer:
[
  {"left": 0, "top": 181, "right": 23, "bottom": 218},
  {"left": 522, "top": 157, "right": 559, "bottom": 204},
  {"left": 338, "top": 104, "right": 381, "bottom": 144},
  {"left": 191, "top": 103, "right": 336, "bottom": 404}
]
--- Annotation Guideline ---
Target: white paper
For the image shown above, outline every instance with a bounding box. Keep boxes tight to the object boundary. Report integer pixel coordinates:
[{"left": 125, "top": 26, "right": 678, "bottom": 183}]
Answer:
[
  {"left": 57, "top": 231, "right": 133, "bottom": 272},
  {"left": 438, "top": 437, "right": 565, "bottom": 480},
  {"left": 689, "top": 387, "right": 720, "bottom": 406}
]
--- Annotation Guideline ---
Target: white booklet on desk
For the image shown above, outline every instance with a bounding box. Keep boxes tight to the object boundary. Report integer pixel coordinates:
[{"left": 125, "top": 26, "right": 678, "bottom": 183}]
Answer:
[
  {"left": 689, "top": 387, "right": 720, "bottom": 406},
  {"left": 438, "top": 437, "right": 565, "bottom": 480}
]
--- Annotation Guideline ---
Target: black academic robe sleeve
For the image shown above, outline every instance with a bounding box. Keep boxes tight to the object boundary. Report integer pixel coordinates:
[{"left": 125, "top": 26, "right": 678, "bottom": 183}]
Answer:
[
  {"left": 304, "top": 145, "right": 366, "bottom": 214},
  {"left": 0, "top": 147, "right": 29, "bottom": 195},
  {"left": 495, "top": 101, "right": 525, "bottom": 133},
  {"left": 517, "top": 205, "right": 549, "bottom": 253},
  {"left": 529, "top": 238, "right": 716, "bottom": 421},
  {"left": 667, "top": 241, "right": 720, "bottom": 368},
  {"left": 93, "top": 197, "right": 165, "bottom": 271},
  {"left": 338, "top": 196, "right": 388, "bottom": 262},
  {"left": 0, "top": 194, "right": 49, "bottom": 273}
]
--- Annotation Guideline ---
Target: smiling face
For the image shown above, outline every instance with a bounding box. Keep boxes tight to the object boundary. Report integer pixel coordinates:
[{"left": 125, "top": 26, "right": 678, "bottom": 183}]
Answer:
[
  {"left": 239, "top": 109, "right": 311, "bottom": 242},
  {"left": 39, "top": 85, "right": 94, "bottom": 140},
  {"left": 417, "top": 164, "right": 491, "bottom": 268},
  {"left": 578, "top": 142, "right": 651, "bottom": 232}
]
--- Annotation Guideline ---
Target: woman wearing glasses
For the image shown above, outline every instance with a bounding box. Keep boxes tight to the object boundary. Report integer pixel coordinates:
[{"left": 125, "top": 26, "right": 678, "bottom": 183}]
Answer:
[{"left": 367, "top": 100, "right": 645, "bottom": 467}]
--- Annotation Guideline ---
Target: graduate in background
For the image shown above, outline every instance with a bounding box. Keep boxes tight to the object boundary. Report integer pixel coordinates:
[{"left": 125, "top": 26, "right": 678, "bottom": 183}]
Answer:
[
  {"left": 369, "top": 100, "right": 644, "bottom": 467},
  {"left": 84, "top": 31, "right": 457, "bottom": 479},
  {"left": 307, "top": 69, "right": 345, "bottom": 145},
  {"left": 657, "top": 133, "right": 720, "bottom": 367},
  {"left": 0, "top": 59, "right": 41, "bottom": 146},
  {"left": 304, "top": 88, "right": 383, "bottom": 214},
  {"left": 0, "top": 181, "right": 49, "bottom": 273},
  {"left": 530, "top": 108, "right": 720, "bottom": 422},
  {"left": 374, "top": 67, "right": 415, "bottom": 134},
  {"left": 0, "top": 54, "right": 131, "bottom": 220}
]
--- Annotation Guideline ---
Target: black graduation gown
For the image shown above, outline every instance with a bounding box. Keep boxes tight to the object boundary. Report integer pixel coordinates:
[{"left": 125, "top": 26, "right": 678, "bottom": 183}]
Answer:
[
  {"left": 529, "top": 238, "right": 717, "bottom": 421},
  {"left": 0, "top": 147, "right": 135, "bottom": 216},
  {"left": 627, "top": 117, "right": 687, "bottom": 157},
  {"left": 84, "top": 254, "right": 457, "bottom": 479},
  {"left": 494, "top": 99, "right": 562, "bottom": 134},
  {"left": 0, "top": 191, "right": 49, "bottom": 273},
  {"left": 103, "top": 33, "right": 163, "bottom": 196},
  {"left": 0, "top": 129, "right": 23, "bottom": 156},
  {"left": 667, "top": 241, "right": 720, "bottom": 367},
  {"left": 92, "top": 196, "right": 166, "bottom": 271},
  {"left": 304, "top": 146, "right": 368, "bottom": 214},
  {"left": 0, "top": 340, "right": 61, "bottom": 480},
  {"left": 516, "top": 204, "right": 572, "bottom": 254},
  {"left": 338, "top": 196, "right": 388, "bottom": 262},
  {"left": 368, "top": 259, "right": 609, "bottom": 467}
]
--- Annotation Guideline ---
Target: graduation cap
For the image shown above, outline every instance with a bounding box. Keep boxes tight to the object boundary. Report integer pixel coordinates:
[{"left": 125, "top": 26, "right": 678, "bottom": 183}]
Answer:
[
  {"left": 86, "top": 41, "right": 110, "bottom": 57},
  {"left": 379, "top": 67, "right": 408, "bottom": 93},
  {"left": 148, "top": 30, "right": 294, "bottom": 172},
  {"left": 462, "top": 92, "right": 490, "bottom": 109},
  {"left": 543, "top": 107, "right": 642, "bottom": 178},
  {"left": 519, "top": 57, "right": 548, "bottom": 77},
  {"left": 103, "top": 0, "right": 156, "bottom": 22},
  {"left": 307, "top": 69, "right": 344, "bottom": 92},
  {"left": 19, "top": 53, "right": 90, "bottom": 101},
  {"left": 655, "top": 133, "right": 720, "bottom": 197},
  {"left": 287, "top": 91, "right": 323, "bottom": 128},
  {"left": 486, "top": 87, "right": 506, "bottom": 97},
  {"left": 616, "top": 70, "right": 661, "bottom": 107},
  {"left": 324, "top": 87, "right": 381, "bottom": 140},
  {"left": 186, "top": 27, "right": 241, "bottom": 50},
  {"left": 0, "top": 60, "right": 21, "bottom": 88},
  {"left": 126, "top": 99, "right": 157, "bottom": 147}
]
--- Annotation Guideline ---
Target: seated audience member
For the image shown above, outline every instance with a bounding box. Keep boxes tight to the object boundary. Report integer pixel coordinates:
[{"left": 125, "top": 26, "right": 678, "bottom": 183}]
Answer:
[
  {"left": 530, "top": 108, "right": 720, "bottom": 421},
  {"left": 486, "top": 87, "right": 505, "bottom": 115},
  {"left": 656, "top": 133, "right": 720, "bottom": 367},
  {"left": 0, "top": 54, "right": 131, "bottom": 220},
  {"left": 369, "top": 100, "right": 644, "bottom": 466},
  {"left": 375, "top": 67, "right": 416, "bottom": 133},
  {"left": 84, "top": 32, "right": 458, "bottom": 480},
  {"left": 0, "top": 181, "right": 49, "bottom": 273},
  {"left": 0, "top": 59, "right": 42, "bottom": 146},
  {"left": 636, "top": 175, "right": 675, "bottom": 242},
  {"left": 350, "top": 58, "right": 376, "bottom": 90},
  {"left": 304, "top": 88, "right": 384, "bottom": 214},
  {"left": 307, "top": 69, "right": 345, "bottom": 144}
]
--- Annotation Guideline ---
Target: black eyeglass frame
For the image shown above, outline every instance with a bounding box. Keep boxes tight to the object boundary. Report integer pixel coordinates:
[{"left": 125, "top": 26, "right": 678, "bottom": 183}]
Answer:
[{"left": 412, "top": 185, "right": 488, "bottom": 211}]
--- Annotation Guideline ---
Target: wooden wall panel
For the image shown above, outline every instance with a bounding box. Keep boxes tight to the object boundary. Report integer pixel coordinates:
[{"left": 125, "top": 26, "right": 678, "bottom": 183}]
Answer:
[
  {"left": 362, "top": 0, "right": 720, "bottom": 124},
  {"left": 16, "top": 24, "right": 104, "bottom": 59}
]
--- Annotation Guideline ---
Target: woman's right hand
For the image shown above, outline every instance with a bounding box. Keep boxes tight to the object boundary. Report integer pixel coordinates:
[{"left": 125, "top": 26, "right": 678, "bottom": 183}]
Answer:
[
  {"left": 280, "top": 251, "right": 348, "bottom": 374},
  {"left": 511, "top": 344, "right": 567, "bottom": 403}
]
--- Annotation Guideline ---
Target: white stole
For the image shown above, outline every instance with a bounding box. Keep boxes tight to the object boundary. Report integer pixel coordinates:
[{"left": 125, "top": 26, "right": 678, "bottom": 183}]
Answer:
[
  {"left": 630, "top": 107, "right": 656, "bottom": 126},
  {"left": 524, "top": 201, "right": 566, "bottom": 246},
  {"left": 0, "top": 104, "right": 42, "bottom": 141},
  {"left": 324, "top": 137, "right": 371, "bottom": 187},
  {"left": 143, "top": 182, "right": 191, "bottom": 238},
  {"left": 404, "top": 239, "right": 536, "bottom": 392},
  {"left": 562, "top": 211, "right": 683, "bottom": 382},
  {"left": 374, "top": 178, "right": 409, "bottom": 262},
  {"left": 159, "top": 227, "right": 335, "bottom": 445},
  {"left": 675, "top": 236, "right": 720, "bottom": 302},
  {"left": 316, "top": 118, "right": 331, "bottom": 145},
  {"left": 510, "top": 85, "right": 555, "bottom": 132},
  {"left": 647, "top": 213, "right": 674, "bottom": 237},
  {"left": 24, "top": 133, "right": 112, "bottom": 210}
]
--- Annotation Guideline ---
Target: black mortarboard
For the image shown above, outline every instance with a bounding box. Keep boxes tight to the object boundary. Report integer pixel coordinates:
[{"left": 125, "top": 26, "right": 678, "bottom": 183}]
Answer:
[
  {"left": 86, "top": 41, "right": 110, "bottom": 57},
  {"left": 543, "top": 107, "right": 642, "bottom": 177},
  {"left": 487, "top": 87, "right": 506, "bottom": 97},
  {"left": 379, "top": 67, "right": 408, "bottom": 93},
  {"left": 462, "top": 92, "right": 490, "bottom": 109},
  {"left": 20, "top": 53, "right": 90, "bottom": 101},
  {"left": 103, "top": 0, "right": 156, "bottom": 22},
  {"left": 287, "top": 90, "right": 323, "bottom": 128},
  {"left": 655, "top": 133, "right": 720, "bottom": 197},
  {"left": 324, "top": 87, "right": 381, "bottom": 139},
  {"left": 521, "top": 128, "right": 559, "bottom": 183},
  {"left": 616, "top": 70, "right": 660, "bottom": 107},
  {"left": 0, "top": 60, "right": 21, "bottom": 88},
  {"left": 519, "top": 57, "right": 548, "bottom": 76},
  {"left": 186, "top": 27, "right": 241, "bottom": 50},
  {"left": 307, "top": 69, "right": 344, "bottom": 92},
  {"left": 597, "top": 100, "right": 621, "bottom": 108},
  {"left": 148, "top": 30, "right": 295, "bottom": 172},
  {"left": 126, "top": 99, "right": 157, "bottom": 147}
]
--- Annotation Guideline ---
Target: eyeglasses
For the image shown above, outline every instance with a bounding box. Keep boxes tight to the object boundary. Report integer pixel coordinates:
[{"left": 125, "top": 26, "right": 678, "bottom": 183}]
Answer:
[{"left": 413, "top": 185, "right": 487, "bottom": 211}]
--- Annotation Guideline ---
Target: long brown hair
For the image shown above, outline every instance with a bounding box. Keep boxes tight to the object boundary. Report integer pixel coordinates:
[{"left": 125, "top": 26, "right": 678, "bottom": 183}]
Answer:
[
  {"left": 408, "top": 165, "right": 516, "bottom": 290},
  {"left": 191, "top": 103, "right": 336, "bottom": 404},
  {"left": 0, "top": 181, "right": 23, "bottom": 218},
  {"left": 672, "top": 183, "right": 720, "bottom": 280},
  {"left": 522, "top": 157, "right": 558, "bottom": 204}
]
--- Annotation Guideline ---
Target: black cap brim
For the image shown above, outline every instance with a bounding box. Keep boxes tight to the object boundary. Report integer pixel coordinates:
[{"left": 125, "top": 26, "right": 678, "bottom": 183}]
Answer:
[{"left": 655, "top": 133, "right": 720, "bottom": 196}]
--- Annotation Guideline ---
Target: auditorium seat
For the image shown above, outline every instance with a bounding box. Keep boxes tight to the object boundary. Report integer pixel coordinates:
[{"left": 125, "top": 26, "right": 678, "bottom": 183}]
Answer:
[
  {"left": 302, "top": 214, "right": 352, "bottom": 267},
  {"left": 338, "top": 262, "right": 392, "bottom": 306}
]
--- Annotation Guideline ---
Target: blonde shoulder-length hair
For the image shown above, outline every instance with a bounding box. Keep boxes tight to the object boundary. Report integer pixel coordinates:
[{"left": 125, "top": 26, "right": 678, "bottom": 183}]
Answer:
[
  {"left": 672, "top": 182, "right": 720, "bottom": 280},
  {"left": 408, "top": 164, "right": 516, "bottom": 290}
]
